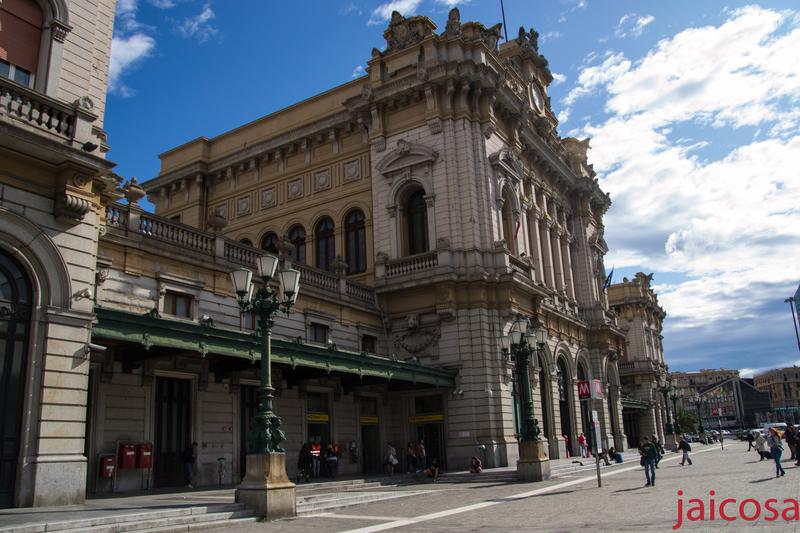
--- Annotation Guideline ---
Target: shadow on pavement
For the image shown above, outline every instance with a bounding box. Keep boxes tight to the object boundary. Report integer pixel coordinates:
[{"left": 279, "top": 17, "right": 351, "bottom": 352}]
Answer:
[
  {"left": 749, "top": 477, "right": 779, "bottom": 483},
  {"left": 612, "top": 486, "right": 649, "bottom": 493}
]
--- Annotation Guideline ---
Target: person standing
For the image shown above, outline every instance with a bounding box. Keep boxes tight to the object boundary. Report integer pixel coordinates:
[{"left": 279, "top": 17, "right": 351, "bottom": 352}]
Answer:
[
  {"left": 746, "top": 432, "right": 755, "bottom": 451},
  {"left": 405, "top": 442, "right": 416, "bottom": 474},
  {"left": 386, "top": 442, "right": 398, "bottom": 476},
  {"left": 415, "top": 439, "right": 427, "bottom": 471},
  {"left": 766, "top": 427, "right": 785, "bottom": 477},
  {"left": 785, "top": 425, "right": 797, "bottom": 460},
  {"left": 678, "top": 436, "right": 693, "bottom": 466},
  {"left": 183, "top": 441, "right": 198, "bottom": 488},
  {"left": 310, "top": 439, "right": 321, "bottom": 478},
  {"left": 639, "top": 437, "right": 659, "bottom": 487},
  {"left": 563, "top": 434, "right": 571, "bottom": 458},
  {"left": 755, "top": 432, "right": 768, "bottom": 460},
  {"left": 297, "top": 443, "right": 312, "bottom": 482},
  {"left": 578, "top": 433, "right": 588, "bottom": 458}
]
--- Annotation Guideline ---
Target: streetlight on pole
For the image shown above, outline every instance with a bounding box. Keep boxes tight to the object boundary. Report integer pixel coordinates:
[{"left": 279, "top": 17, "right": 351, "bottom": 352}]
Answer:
[
  {"left": 658, "top": 376, "right": 673, "bottom": 435},
  {"left": 501, "top": 315, "right": 550, "bottom": 481},
  {"left": 670, "top": 391, "right": 680, "bottom": 435},
  {"left": 231, "top": 253, "right": 300, "bottom": 519}
]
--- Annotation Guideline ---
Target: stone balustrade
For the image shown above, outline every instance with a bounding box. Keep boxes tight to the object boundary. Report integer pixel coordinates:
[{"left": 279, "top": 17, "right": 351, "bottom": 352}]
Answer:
[
  {"left": 383, "top": 251, "right": 438, "bottom": 277},
  {"left": 102, "top": 203, "right": 378, "bottom": 308},
  {"left": 0, "top": 76, "right": 97, "bottom": 145}
]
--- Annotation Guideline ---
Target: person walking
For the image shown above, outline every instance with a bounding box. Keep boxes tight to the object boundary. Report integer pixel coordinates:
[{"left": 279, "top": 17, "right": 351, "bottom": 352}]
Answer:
[
  {"left": 678, "top": 436, "right": 693, "bottom": 466},
  {"left": 755, "top": 432, "right": 768, "bottom": 461},
  {"left": 310, "top": 439, "right": 321, "bottom": 478},
  {"left": 639, "top": 437, "right": 659, "bottom": 487},
  {"left": 651, "top": 434, "right": 664, "bottom": 468},
  {"left": 766, "top": 427, "right": 786, "bottom": 478},
  {"left": 746, "top": 431, "right": 755, "bottom": 451}
]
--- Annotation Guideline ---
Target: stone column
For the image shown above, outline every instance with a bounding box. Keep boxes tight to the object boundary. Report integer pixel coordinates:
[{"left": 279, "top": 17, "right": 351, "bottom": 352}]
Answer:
[
  {"left": 551, "top": 227, "right": 565, "bottom": 294},
  {"left": 528, "top": 209, "right": 545, "bottom": 284},
  {"left": 540, "top": 221, "right": 555, "bottom": 289},
  {"left": 563, "top": 236, "right": 576, "bottom": 300}
]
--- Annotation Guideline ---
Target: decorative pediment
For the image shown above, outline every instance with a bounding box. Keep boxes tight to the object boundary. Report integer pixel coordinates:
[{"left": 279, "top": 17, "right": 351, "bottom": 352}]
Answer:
[
  {"left": 382, "top": 11, "right": 436, "bottom": 53},
  {"left": 376, "top": 139, "right": 439, "bottom": 177},
  {"left": 489, "top": 148, "right": 525, "bottom": 184}
]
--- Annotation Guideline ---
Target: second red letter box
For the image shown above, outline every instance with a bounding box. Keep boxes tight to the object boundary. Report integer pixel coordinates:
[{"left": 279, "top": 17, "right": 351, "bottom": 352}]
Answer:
[
  {"left": 136, "top": 442, "right": 153, "bottom": 469},
  {"left": 100, "top": 455, "right": 116, "bottom": 478},
  {"left": 118, "top": 443, "right": 136, "bottom": 469}
]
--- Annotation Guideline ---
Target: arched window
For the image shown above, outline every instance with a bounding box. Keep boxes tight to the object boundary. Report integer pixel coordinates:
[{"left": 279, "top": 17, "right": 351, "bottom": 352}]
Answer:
[
  {"left": 0, "top": 0, "right": 43, "bottom": 87},
  {"left": 288, "top": 225, "right": 306, "bottom": 264},
  {"left": 315, "top": 217, "right": 335, "bottom": 271},
  {"left": 0, "top": 248, "right": 32, "bottom": 508},
  {"left": 239, "top": 238, "right": 253, "bottom": 247},
  {"left": 345, "top": 210, "right": 366, "bottom": 274},
  {"left": 405, "top": 189, "right": 428, "bottom": 255},
  {"left": 260, "top": 232, "right": 279, "bottom": 254}
]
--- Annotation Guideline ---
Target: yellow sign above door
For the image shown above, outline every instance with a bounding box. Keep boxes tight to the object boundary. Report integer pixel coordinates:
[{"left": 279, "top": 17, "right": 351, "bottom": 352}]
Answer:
[
  {"left": 409, "top": 414, "right": 444, "bottom": 423},
  {"left": 306, "top": 412, "right": 330, "bottom": 422},
  {"left": 359, "top": 416, "right": 379, "bottom": 424}
]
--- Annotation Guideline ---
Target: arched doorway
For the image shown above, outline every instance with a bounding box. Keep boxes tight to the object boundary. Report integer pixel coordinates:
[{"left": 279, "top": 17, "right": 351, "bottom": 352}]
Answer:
[
  {"left": 556, "top": 357, "right": 573, "bottom": 455},
  {"left": 0, "top": 248, "right": 33, "bottom": 508}
]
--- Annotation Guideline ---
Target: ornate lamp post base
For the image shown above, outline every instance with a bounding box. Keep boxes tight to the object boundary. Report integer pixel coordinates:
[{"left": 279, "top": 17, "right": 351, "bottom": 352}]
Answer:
[
  {"left": 517, "top": 441, "right": 551, "bottom": 481},
  {"left": 235, "top": 453, "right": 296, "bottom": 520}
]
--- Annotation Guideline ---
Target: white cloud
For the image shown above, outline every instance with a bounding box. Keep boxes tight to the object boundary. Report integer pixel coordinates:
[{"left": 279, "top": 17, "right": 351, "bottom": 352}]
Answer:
[
  {"left": 434, "top": 0, "right": 468, "bottom": 7},
  {"left": 109, "top": 33, "right": 155, "bottom": 96},
  {"left": 176, "top": 3, "right": 219, "bottom": 42},
  {"left": 614, "top": 13, "right": 654, "bottom": 38},
  {"left": 563, "top": 6, "right": 800, "bottom": 339},
  {"left": 352, "top": 65, "right": 366, "bottom": 78},
  {"left": 368, "top": 0, "right": 422, "bottom": 26},
  {"left": 341, "top": 2, "right": 362, "bottom": 15},
  {"left": 148, "top": 0, "right": 176, "bottom": 7},
  {"left": 540, "top": 31, "right": 563, "bottom": 44},
  {"left": 551, "top": 72, "right": 567, "bottom": 85}
]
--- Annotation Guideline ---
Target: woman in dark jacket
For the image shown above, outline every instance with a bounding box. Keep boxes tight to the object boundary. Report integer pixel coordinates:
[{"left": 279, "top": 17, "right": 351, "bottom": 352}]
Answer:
[{"left": 297, "top": 442, "right": 313, "bottom": 482}]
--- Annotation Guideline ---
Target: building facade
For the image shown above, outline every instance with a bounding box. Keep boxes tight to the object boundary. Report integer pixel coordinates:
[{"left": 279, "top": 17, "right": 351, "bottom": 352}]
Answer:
[
  {"left": 754, "top": 367, "right": 800, "bottom": 409},
  {"left": 607, "top": 273, "right": 668, "bottom": 447},
  {"left": 1, "top": 7, "right": 630, "bottom": 509},
  {"left": 0, "top": 0, "right": 117, "bottom": 507},
  {"left": 143, "top": 10, "right": 627, "bottom": 471}
]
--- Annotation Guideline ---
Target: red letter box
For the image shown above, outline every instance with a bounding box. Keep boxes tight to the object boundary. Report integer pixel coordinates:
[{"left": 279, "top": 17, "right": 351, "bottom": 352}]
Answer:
[
  {"left": 118, "top": 443, "right": 137, "bottom": 469},
  {"left": 136, "top": 442, "right": 153, "bottom": 469},
  {"left": 100, "top": 455, "right": 116, "bottom": 478}
]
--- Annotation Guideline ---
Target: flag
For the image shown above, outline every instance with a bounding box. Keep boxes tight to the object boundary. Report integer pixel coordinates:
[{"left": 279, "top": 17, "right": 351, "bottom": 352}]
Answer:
[{"left": 603, "top": 266, "right": 614, "bottom": 289}]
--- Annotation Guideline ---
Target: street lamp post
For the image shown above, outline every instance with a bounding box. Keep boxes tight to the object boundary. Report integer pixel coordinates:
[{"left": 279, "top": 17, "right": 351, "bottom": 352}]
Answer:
[
  {"left": 693, "top": 394, "right": 705, "bottom": 440},
  {"left": 658, "top": 377, "right": 673, "bottom": 435},
  {"left": 231, "top": 253, "right": 300, "bottom": 519},
  {"left": 501, "top": 315, "right": 550, "bottom": 481},
  {"left": 670, "top": 392, "right": 680, "bottom": 435}
]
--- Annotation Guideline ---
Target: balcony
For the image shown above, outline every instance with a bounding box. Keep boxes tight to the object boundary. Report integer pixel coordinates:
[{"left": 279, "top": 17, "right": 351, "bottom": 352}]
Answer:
[
  {"left": 618, "top": 359, "right": 659, "bottom": 377},
  {"left": 103, "top": 203, "right": 377, "bottom": 308},
  {"left": 0, "top": 76, "right": 98, "bottom": 149}
]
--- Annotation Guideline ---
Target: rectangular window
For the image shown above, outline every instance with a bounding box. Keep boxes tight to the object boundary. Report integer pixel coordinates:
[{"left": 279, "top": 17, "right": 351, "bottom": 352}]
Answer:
[
  {"left": 361, "top": 334, "right": 377, "bottom": 354},
  {"left": 310, "top": 323, "right": 329, "bottom": 344},
  {"left": 164, "top": 291, "right": 192, "bottom": 318},
  {"left": 0, "top": 59, "right": 33, "bottom": 88},
  {"left": 12, "top": 65, "right": 30, "bottom": 86}
]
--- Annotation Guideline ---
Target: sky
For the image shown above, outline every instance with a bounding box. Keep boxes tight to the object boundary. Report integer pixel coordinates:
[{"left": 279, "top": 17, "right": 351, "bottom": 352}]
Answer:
[{"left": 105, "top": 0, "right": 800, "bottom": 377}]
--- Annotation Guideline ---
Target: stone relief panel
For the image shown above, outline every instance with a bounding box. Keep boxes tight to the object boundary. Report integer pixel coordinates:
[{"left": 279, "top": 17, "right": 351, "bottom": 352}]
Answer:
[
  {"left": 314, "top": 169, "right": 331, "bottom": 192},
  {"left": 287, "top": 178, "right": 304, "bottom": 200},
  {"left": 214, "top": 203, "right": 227, "bottom": 218},
  {"left": 236, "top": 195, "right": 251, "bottom": 217},
  {"left": 260, "top": 187, "right": 276, "bottom": 209},
  {"left": 343, "top": 160, "right": 361, "bottom": 182}
]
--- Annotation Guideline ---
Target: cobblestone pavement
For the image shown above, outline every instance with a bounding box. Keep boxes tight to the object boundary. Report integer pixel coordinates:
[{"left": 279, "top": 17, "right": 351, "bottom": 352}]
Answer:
[{"left": 228, "top": 441, "right": 800, "bottom": 532}]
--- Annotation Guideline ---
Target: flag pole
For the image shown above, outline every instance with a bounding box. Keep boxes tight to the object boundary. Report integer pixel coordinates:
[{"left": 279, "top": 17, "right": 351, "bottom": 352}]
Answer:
[{"left": 500, "top": 0, "right": 509, "bottom": 42}]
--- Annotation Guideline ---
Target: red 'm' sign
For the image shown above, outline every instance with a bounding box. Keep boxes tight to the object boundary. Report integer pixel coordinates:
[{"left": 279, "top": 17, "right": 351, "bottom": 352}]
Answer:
[
  {"left": 578, "top": 380, "right": 591, "bottom": 399},
  {"left": 578, "top": 379, "right": 604, "bottom": 400}
]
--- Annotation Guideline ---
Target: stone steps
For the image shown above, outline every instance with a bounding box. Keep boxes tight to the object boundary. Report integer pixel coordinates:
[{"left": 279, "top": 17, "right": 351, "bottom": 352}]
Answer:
[
  {"left": 296, "top": 490, "right": 425, "bottom": 516},
  {"left": 0, "top": 504, "right": 255, "bottom": 533}
]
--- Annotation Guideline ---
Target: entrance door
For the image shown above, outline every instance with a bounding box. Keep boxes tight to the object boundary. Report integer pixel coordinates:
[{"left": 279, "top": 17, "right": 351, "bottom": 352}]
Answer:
[
  {"left": 623, "top": 411, "right": 640, "bottom": 448},
  {"left": 360, "top": 425, "right": 381, "bottom": 473},
  {"left": 0, "top": 250, "right": 32, "bottom": 508},
  {"left": 415, "top": 423, "right": 445, "bottom": 469},
  {"left": 154, "top": 377, "right": 192, "bottom": 487},
  {"left": 239, "top": 385, "right": 259, "bottom": 479}
]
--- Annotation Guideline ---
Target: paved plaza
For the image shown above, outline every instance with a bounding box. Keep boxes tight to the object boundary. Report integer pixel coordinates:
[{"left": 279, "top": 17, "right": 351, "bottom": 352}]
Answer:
[{"left": 226, "top": 441, "right": 800, "bottom": 532}]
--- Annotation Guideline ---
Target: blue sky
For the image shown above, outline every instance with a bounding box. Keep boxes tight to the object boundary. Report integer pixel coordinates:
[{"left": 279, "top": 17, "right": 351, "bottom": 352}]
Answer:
[{"left": 106, "top": 0, "right": 800, "bottom": 376}]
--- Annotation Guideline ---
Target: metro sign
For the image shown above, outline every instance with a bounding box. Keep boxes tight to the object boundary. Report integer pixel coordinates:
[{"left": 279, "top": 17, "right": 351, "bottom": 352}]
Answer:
[{"left": 578, "top": 379, "right": 604, "bottom": 400}]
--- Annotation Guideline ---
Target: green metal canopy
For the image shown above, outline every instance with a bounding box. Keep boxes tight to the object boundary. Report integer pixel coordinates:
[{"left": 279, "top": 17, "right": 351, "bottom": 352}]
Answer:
[
  {"left": 92, "top": 307, "right": 456, "bottom": 387},
  {"left": 621, "top": 397, "right": 651, "bottom": 410}
]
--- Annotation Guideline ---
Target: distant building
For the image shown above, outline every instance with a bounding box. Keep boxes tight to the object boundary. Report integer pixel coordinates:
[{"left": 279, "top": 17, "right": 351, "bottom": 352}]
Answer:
[
  {"left": 607, "top": 273, "right": 668, "bottom": 448},
  {"left": 754, "top": 367, "right": 800, "bottom": 409},
  {"left": 671, "top": 368, "right": 740, "bottom": 399},
  {"left": 697, "top": 377, "right": 770, "bottom": 430}
]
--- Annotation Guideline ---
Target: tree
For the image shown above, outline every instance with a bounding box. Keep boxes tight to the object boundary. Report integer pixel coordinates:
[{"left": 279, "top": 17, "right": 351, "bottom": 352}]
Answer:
[{"left": 675, "top": 409, "right": 698, "bottom": 434}]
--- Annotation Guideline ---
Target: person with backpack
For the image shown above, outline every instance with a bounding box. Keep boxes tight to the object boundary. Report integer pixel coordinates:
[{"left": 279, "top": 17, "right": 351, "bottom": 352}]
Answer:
[
  {"left": 678, "top": 436, "right": 693, "bottom": 465},
  {"left": 639, "top": 436, "right": 659, "bottom": 487}
]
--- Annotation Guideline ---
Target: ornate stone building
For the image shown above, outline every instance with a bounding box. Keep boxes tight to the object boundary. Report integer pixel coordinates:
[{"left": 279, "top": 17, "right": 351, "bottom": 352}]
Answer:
[
  {"left": 0, "top": 0, "right": 117, "bottom": 507},
  {"left": 755, "top": 367, "right": 800, "bottom": 410},
  {"left": 607, "top": 273, "right": 668, "bottom": 447},
  {"left": 143, "top": 8, "right": 626, "bottom": 470}
]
